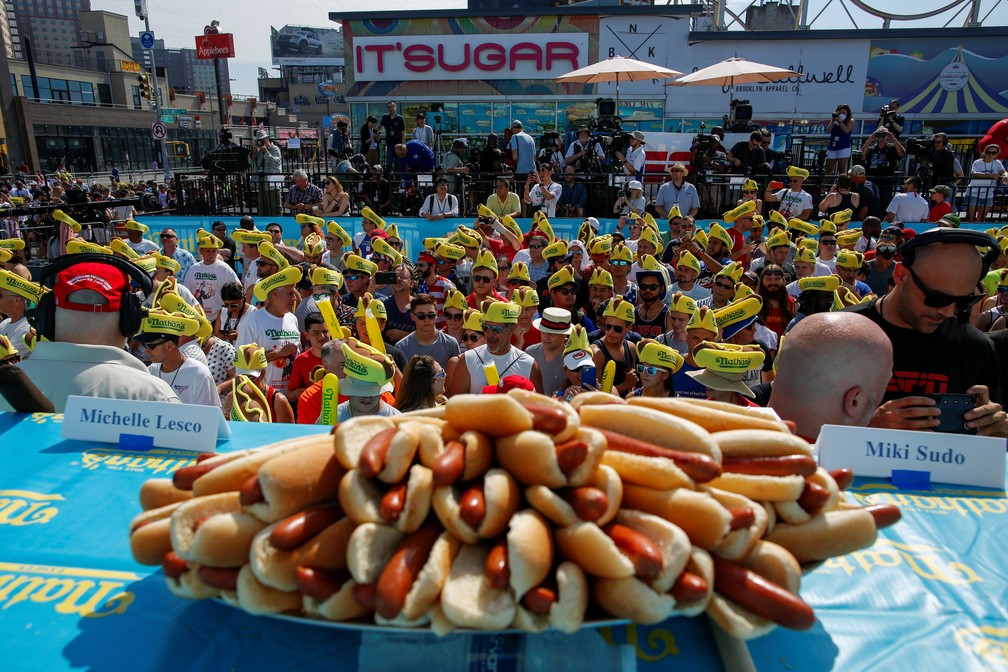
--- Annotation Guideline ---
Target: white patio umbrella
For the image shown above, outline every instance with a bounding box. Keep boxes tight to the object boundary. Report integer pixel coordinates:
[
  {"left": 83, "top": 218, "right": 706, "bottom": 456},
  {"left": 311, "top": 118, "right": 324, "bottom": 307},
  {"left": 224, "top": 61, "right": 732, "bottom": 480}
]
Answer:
[
  {"left": 556, "top": 56, "right": 683, "bottom": 113},
  {"left": 668, "top": 56, "right": 799, "bottom": 111}
]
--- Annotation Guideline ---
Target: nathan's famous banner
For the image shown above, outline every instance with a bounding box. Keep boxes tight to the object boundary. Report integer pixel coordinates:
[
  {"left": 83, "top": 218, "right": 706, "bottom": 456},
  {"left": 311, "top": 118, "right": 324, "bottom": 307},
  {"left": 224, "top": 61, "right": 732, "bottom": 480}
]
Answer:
[
  {"left": 865, "top": 36, "right": 1008, "bottom": 117},
  {"left": 342, "top": 15, "right": 599, "bottom": 98}
]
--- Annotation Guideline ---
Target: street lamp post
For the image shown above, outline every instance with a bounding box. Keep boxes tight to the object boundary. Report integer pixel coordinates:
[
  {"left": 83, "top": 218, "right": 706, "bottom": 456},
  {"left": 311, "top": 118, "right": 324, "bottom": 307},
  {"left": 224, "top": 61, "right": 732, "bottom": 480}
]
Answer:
[{"left": 134, "top": 0, "right": 171, "bottom": 183}]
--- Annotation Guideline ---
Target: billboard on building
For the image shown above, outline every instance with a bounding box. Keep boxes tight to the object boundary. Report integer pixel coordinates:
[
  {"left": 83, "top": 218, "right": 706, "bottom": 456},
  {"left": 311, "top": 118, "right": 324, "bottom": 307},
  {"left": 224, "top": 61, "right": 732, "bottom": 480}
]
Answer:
[
  {"left": 864, "top": 36, "right": 1008, "bottom": 117},
  {"left": 271, "top": 25, "right": 345, "bottom": 66}
]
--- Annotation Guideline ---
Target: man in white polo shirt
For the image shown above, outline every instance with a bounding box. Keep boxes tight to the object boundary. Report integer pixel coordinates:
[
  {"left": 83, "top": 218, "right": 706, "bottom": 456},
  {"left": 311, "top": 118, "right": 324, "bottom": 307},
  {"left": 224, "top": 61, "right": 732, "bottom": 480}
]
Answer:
[{"left": 237, "top": 266, "right": 302, "bottom": 395}]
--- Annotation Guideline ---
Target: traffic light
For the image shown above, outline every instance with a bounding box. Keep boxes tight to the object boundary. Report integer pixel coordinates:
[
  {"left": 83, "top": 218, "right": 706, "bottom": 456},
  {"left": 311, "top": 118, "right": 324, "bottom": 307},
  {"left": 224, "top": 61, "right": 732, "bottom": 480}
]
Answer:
[{"left": 137, "top": 73, "right": 152, "bottom": 99}]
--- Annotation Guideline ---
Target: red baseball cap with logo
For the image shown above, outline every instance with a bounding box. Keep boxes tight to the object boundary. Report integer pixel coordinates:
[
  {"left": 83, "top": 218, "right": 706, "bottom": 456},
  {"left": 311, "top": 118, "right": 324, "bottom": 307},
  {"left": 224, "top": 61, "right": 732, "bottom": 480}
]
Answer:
[{"left": 54, "top": 262, "right": 128, "bottom": 312}]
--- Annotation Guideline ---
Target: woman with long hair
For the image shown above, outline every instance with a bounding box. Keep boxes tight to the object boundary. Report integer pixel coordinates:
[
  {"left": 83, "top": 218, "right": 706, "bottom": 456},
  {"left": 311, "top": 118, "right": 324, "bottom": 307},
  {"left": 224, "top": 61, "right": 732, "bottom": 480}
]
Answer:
[
  {"left": 394, "top": 355, "right": 446, "bottom": 412},
  {"left": 825, "top": 103, "right": 855, "bottom": 175},
  {"left": 758, "top": 264, "right": 794, "bottom": 339},
  {"left": 320, "top": 176, "right": 350, "bottom": 216}
]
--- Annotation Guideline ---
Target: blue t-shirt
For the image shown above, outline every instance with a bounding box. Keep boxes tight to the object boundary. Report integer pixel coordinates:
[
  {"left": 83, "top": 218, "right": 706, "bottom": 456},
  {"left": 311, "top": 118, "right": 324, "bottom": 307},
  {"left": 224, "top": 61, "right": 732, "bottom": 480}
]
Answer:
[
  {"left": 673, "top": 362, "right": 708, "bottom": 399},
  {"left": 509, "top": 132, "right": 536, "bottom": 173}
]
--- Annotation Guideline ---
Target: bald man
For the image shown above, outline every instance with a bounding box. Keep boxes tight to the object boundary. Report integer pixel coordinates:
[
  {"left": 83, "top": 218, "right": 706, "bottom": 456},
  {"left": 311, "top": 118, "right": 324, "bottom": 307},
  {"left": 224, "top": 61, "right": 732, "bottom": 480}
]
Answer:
[
  {"left": 770, "top": 312, "right": 893, "bottom": 441},
  {"left": 846, "top": 236, "right": 1008, "bottom": 436}
]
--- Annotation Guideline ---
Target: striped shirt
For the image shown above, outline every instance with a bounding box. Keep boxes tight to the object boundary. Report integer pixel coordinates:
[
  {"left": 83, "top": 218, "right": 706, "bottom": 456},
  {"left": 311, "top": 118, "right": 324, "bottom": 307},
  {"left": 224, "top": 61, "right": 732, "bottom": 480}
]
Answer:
[{"left": 418, "top": 275, "right": 457, "bottom": 328}]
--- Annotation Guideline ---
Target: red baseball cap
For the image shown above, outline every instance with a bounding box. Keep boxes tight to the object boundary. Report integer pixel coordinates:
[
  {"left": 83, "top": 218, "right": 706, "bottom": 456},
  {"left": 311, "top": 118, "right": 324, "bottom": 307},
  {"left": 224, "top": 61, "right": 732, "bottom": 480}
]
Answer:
[
  {"left": 54, "top": 262, "right": 128, "bottom": 312},
  {"left": 482, "top": 374, "right": 536, "bottom": 395}
]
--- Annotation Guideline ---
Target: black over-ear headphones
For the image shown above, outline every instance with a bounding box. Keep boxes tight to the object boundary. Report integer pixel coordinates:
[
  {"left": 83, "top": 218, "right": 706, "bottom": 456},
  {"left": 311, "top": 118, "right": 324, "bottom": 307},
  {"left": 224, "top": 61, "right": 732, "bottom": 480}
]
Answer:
[
  {"left": 899, "top": 228, "right": 1000, "bottom": 279},
  {"left": 27, "top": 253, "right": 152, "bottom": 341}
]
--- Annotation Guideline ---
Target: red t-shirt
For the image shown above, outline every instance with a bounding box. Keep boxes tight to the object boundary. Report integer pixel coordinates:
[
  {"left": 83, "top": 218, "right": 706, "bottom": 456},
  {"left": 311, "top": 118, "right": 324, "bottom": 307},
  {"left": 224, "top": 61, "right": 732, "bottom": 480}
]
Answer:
[
  {"left": 512, "top": 326, "right": 542, "bottom": 349},
  {"left": 289, "top": 350, "right": 323, "bottom": 395},
  {"left": 466, "top": 289, "right": 506, "bottom": 309},
  {"left": 762, "top": 297, "right": 794, "bottom": 338},
  {"left": 928, "top": 201, "right": 952, "bottom": 222}
]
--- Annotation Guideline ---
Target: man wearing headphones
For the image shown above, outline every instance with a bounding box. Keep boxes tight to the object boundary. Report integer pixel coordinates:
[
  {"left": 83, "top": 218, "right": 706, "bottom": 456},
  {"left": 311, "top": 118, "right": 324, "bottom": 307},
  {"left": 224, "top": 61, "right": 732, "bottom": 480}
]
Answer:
[
  {"left": 0, "top": 257, "right": 179, "bottom": 412},
  {"left": 846, "top": 229, "right": 1008, "bottom": 436}
]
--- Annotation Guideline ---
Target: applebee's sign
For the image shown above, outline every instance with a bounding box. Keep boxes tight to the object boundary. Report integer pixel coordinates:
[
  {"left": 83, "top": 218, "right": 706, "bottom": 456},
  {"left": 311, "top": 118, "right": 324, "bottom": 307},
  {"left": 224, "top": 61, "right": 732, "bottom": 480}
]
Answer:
[
  {"left": 195, "top": 33, "right": 235, "bottom": 60},
  {"left": 353, "top": 33, "right": 589, "bottom": 82}
]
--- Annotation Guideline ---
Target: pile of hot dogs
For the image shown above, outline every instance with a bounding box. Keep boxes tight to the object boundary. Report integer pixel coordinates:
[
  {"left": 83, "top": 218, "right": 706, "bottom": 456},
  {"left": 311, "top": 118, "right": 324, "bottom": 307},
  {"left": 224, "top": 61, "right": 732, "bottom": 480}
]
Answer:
[{"left": 129, "top": 390, "right": 900, "bottom": 639}]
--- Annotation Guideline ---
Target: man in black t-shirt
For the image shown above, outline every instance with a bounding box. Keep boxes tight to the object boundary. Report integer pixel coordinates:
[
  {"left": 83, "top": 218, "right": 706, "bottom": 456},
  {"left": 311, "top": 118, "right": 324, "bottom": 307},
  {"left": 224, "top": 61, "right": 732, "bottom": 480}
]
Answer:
[
  {"left": 845, "top": 237, "right": 1008, "bottom": 436},
  {"left": 727, "top": 132, "right": 770, "bottom": 176}
]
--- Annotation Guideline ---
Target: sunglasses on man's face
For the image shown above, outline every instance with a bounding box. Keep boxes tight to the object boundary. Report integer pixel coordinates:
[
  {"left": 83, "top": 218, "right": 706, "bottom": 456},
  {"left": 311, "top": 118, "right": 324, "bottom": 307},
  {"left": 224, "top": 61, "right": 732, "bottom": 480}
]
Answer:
[
  {"left": 444, "top": 311, "right": 464, "bottom": 321},
  {"left": 473, "top": 275, "right": 495, "bottom": 284},
  {"left": 552, "top": 286, "right": 576, "bottom": 296},
  {"left": 483, "top": 325, "right": 506, "bottom": 334},
  {"left": 508, "top": 279, "right": 528, "bottom": 287},
  {"left": 905, "top": 265, "right": 985, "bottom": 311},
  {"left": 987, "top": 151, "right": 1000, "bottom": 156},
  {"left": 414, "top": 312, "right": 438, "bottom": 321},
  {"left": 344, "top": 274, "right": 364, "bottom": 282},
  {"left": 743, "top": 190, "right": 757, "bottom": 194},
  {"left": 639, "top": 283, "right": 660, "bottom": 292},
  {"left": 529, "top": 243, "right": 545, "bottom": 249},
  {"left": 610, "top": 260, "right": 630, "bottom": 267},
  {"left": 714, "top": 282, "right": 735, "bottom": 291},
  {"left": 764, "top": 270, "right": 784, "bottom": 278},
  {"left": 601, "top": 323, "right": 624, "bottom": 334},
  {"left": 417, "top": 263, "right": 430, "bottom": 272},
  {"left": 820, "top": 239, "right": 837, "bottom": 246}
]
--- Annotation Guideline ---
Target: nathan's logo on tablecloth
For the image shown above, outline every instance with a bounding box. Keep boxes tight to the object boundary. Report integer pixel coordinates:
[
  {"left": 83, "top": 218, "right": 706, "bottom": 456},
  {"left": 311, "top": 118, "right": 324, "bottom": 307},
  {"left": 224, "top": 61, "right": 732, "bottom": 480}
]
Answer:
[
  {"left": 954, "top": 626, "right": 1008, "bottom": 668},
  {"left": 849, "top": 483, "right": 1008, "bottom": 519},
  {"left": 0, "top": 490, "right": 64, "bottom": 526},
  {"left": 77, "top": 448, "right": 197, "bottom": 477},
  {"left": 821, "top": 539, "right": 982, "bottom": 586},
  {"left": 0, "top": 562, "right": 136, "bottom": 617}
]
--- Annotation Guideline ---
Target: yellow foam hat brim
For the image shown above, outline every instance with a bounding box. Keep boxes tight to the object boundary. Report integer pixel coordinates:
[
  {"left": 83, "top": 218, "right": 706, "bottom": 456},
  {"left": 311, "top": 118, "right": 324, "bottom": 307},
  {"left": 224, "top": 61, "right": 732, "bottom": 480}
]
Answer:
[
  {"left": 254, "top": 266, "right": 303, "bottom": 303},
  {"left": 484, "top": 302, "right": 521, "bottom": 324}
]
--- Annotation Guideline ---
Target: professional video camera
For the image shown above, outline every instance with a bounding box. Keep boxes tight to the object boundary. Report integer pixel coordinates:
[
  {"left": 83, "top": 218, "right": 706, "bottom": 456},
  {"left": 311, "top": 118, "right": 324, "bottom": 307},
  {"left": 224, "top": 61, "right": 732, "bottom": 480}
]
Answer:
[
  {"left": 539, "top": 131, "right": 561, "bottom": 152},
  {"left": 904, "top": 136, "right": 933, "bottom": 155},
  {"left": 602, "top": 131, "right": 633, "bottom": 160}
]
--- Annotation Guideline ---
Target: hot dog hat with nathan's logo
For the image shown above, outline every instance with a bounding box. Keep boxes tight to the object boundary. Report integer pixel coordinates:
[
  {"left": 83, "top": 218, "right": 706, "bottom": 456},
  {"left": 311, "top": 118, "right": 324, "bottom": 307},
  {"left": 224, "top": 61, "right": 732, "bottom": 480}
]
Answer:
[
  {"left": 688, "top": 341, "right": 765, "bottom": 397},
  {"left": 723, "top": 200, "right": 756, "bottom": 224},
  {"left": 708, "top": 223, "right": 733, "bottom": 250},
  {"left": 768, "top": 210, "right": 788, "bottom": 230},
  {"left": 637, "top": 338, "right": 684, "bottom": 374},
  {"left": 589, "top": 235, "right": 613, "bottom": 256},
  {"left": 296, "top": 213, "right": 325, "bottom": 230},
  {"left": 715, "top": 262, "right": 744, "bottom": 284},
  {"left": 831, "top": 209, "right": 853, "bottom": 226},
  {"left": 52, "top": 209, "right": 81, "bottom": 233},
  {"left": 563, "top": 324, "right": 594, "bottom": 370},
  {"left": 341, "top": 338, "right": 394, "bottom": 396},
  {"left": 310, "top": 265, "right": 344, "bottom": 289},
  {"left": 542, "top": 240, "right": 569, "bottom": 261},
  {"left": 676, "top": 250, "right": 701, "bottom": 276},
  {"left": 715, "top": 296, "right": 763, "bottom": 340},
  {"left": 343, "top": 253, "right": 379, "bottom": 276},
  {"left": 734, "top": 282, "right": 756, "bottom": 300},
  {"left": 152, "top": 253, "right": 181, "bottom": 275},
  {"left": 0, "top": 238, "right": 25, "bottom": 251},
  {"left": 512, "top": 286, "right": 539, "bottom": 308},
  {"left": 786, "top": 166, "right": 810, "bottom": 181},
  {"left": 371, "top": 237, "right": 403, "bottom": 267},
  {"left": 136, "top": 309, "right": 200, "bottom": 343},
  {"left": 788, "top": 218, "right": 819, "bottom": 238},
  {"left": 253, "top": 265, "right": 303, "bottom": 303},
  {"left": 234, "top": 343, "right": 269, "bottom": 376},
  {"left": 819, "top": 220, "right": 838, "bottom": 235},
  {"left": 66, "top": 239, "right": 112, "bottom": 255},
  {"left": 835, "top": 249, "right": 864, "bottom": 270},
  {"left": 793, "top": 247, "right": 817, "bottom": 265},
  {"left": 666, "top": 205, "right": 682, "bottom": 222},
  {"left": 589, "top": 268, "right": 614, "bottom": 288},
  {"left": 258, "top": 241, "right": 290, "bottom": 270},
  {"left": 668, "top": 291, "right": 697, "bottom": 316},
  {"left": 325, "top": 220, "right": 352, "bottom": 249},
  {"left": 361, "top": 206, "right": 387, "bottom": 230},
  {"left": 507, "top": 262, "right": 531, "bottom": 284},
  {"left": 158, "top": 293, "right": 213, "bottom": 340},
  {"left": 444, "top": 289, "right": 468, "bottom": 315},
  {"left": 484, "top": 301, "right": 521, "bottom": 324},
  {"left": 548, "top": 265, "right": 577, "bottom": 291},
  {"left": 766, "top": 229, "right": 791, "bottom": 250},
  {"left": 638, "top": 226, "right": 664, "bottom": 254},
  {"left": 603, "top": 295, "right": 636, "bottom": 324},
  {"left": 197, "top": 233, "right": 223, "bottom": 249},
  {"left": 0, "top": 269, "right": 43, "bottom": 303},
  {"left": 125, "top": 219, "right": 149, "bottom": 234},
  {"left": 132, "top": 256, "right": 157, "bottom": 275},
  {"left": 109, "top": 238, "right": 141, "bottom": 260},
  {"left": 837, "top": 229, "right": 863, "bottom": 248},
  {"left": 472, "top": 249, "right": 498, "bottom": 276},
  {"left": 799, "top": 274, "right": 841, "bottom": 293},
  {"left": 232, "top": 229, "right": 272, "bottom": 246},
  {"left": 355, "top": 293, "right": 387, "bottom": 320},
  {"left": 0, "top": 248, "right": 10, "bottom": 263}
]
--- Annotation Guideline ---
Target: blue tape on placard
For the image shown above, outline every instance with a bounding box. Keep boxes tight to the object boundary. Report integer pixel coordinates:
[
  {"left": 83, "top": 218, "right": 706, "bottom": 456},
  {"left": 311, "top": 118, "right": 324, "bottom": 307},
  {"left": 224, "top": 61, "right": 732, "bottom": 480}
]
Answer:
[
  {"left": 118, "top": 432, "right": 155, "bottom": 451},
  {"left": 892, "top": 469, "right": 931, "bottom": 490}
]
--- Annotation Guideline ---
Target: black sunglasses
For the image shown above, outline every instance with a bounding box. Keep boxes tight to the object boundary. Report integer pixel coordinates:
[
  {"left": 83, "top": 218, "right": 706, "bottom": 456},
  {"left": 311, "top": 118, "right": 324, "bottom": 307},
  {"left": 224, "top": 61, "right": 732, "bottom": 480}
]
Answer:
[
  {"left": 639, "top": 283, "right": 661, "bottom": 291},
  {"left": 461, "top": 333, "right": 482, "bottom": 342},
  {"left": 905, "top": 265, "right": 985, "bottom": 311},
  {"left": 414, "top": 312, "right": 438, "bottom": 321},
  {"left": 473, "top": 275, "right": 495, "bottom": 284},
  {"left": 601, "top": 323, "right": 624, "bottom": 334},
  {"left": 714, "top": 281, "right": 735, "bottom": 290},
  {"left": 552, "top": 286, "right": 576, "bottom": 296},
  {"left": 444, "top": 312, "right": 464, "bottom": 321}
]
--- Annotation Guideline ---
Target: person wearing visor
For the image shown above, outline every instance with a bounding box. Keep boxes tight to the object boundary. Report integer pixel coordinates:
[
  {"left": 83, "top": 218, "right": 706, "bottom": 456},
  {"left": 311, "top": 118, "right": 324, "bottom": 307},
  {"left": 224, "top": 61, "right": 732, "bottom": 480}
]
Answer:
[
  {"left": 137, "top": 309, "right": 217, "bottom": 407},
  {"left": 559, "top": 324, "right": 597, "bottom": 402},
  {"left": 625, "top": 338, "right": 683, "bottom": 399},
  {"left": 687, "top": 341, "right": 766, "bottom": 406}
]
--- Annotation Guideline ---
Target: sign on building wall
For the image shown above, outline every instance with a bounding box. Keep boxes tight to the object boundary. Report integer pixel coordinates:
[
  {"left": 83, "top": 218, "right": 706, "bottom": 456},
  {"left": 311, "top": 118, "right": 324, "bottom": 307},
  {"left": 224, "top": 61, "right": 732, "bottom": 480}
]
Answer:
[
  {"left": 272, "top": 25, "right": 345, "bottom": 66},
  {"left": 865, "top": 36, "right": 1008, "bottom": 116}
]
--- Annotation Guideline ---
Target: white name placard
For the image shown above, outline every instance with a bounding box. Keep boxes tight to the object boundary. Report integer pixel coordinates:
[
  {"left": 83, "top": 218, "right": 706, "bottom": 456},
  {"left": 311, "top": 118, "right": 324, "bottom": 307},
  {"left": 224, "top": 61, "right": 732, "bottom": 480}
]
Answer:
[
  {"left": 62, "top": 396, "right": 230, "bottom": 453},
  {"left": 816, "top": 424, "right": 1006, "bottom": 489}
]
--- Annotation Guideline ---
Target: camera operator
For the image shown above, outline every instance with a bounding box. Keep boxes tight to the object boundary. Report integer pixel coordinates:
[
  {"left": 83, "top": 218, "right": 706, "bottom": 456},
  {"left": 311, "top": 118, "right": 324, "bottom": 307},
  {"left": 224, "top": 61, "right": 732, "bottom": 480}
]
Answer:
[
  {"left": 558, "top": 165, "right": 586, "bottom": 218},
  {"left": 524, "top": 163, "right": 562, "bottom": 218},
  {"left": 480, "top": 134, "right": 504, "bottom": 174},
  {"left": 692, "top": 127, "right": 730, "bottom": 174},
  {"left": 727, "top": 131, "right": 771, "bottom": 176},
  {"left": 860, "top": 128, "right": 906, "bottom": 205},
  {"left": 538, "top": 132, "right": 565, "bottom": 174},
  {"left": 614, "top": 131, "right": 647, "bottom": 180},
  {"left": 251, "top": 129, "right": 282, "bottom": 217},
  {"left": 909, "top": 133, "right": 964, "bottom": 190},
  {"left": 327, "top": 119, "right": 352, "bottom": 168},
  {"left": 613, "top": 180, "right": 646, "bottom": 220},
  {"left": 565, "top": 126, "right": 605, "bottom": 173},
  {"left": 878, "top": 100, "right": 905, "bottom": 139}
]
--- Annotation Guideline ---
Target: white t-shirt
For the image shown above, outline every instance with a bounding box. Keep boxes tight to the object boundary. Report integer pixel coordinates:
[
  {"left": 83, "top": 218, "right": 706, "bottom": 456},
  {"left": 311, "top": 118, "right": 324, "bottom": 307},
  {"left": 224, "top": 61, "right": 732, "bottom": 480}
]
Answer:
[
  {"left": 0, "top": 316, "right": 31, "bottom": 356},
  {"left": 180, "top": 339, "right": 210, "bottom": 367},
  {"left": 127, "top": 238, "right": 160, "bottom": 255},
  {"left": 968, "top": 158, "right": 1005, "bottom": 195},
  {"left": 148, "top": 357, "right": 218, "bottom": 407},
  {"left": 242, "top": 257, "right": 259, "bottom": 291},
  {"left": 184, "top": 259, "right": 239, "bottom": 322},
  {"left": 528, "top": 181, "right": 563, "bottom": 218},
  {"left": 236, "top": 308, "right": 301, "bottom": 393},
  {"left": 772, "top": 189, "right": 813, "bottom": 219},
  {"left": 885, "top": 192, "right": 929, "bottom": 223}
]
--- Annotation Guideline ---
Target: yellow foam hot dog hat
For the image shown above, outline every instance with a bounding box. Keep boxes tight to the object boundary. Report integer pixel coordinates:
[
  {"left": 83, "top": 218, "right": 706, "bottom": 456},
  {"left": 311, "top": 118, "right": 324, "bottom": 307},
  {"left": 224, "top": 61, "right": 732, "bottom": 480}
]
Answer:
[
  {"left": 603, "top": 295, "right": 635, "bottom": 324},
  {"left": 152, "top": 253, "right": 181, "bottom": 275},
  {"left": 837, "top": 229, "right": 863, "bottom": 248},
  {"left": 609, "top": 242, "right": 634, "bottom": 266},
  {"left": 484, "top": 301, "right": 520, "bottom": 324},
  {"left": 450, "top": 227, "right": 481, "bottom": 249},
  {"left": 371, "top": 237, "right": 403, "bottom": 266},
  {"left": 835, "top": 249, "right": 864, "bottom": 270},
  {"left": 0, "top": 334, "right": 17, "bottom": 361},
  {"left": 715, "top": 261, "right": 744, "bottom": 284},
  {"left": 234, "top": 343, "right": 269, "bottom": 375},
  {"left": 507, "top": 262, "right": 531, "bottom": 284},
  {"left": 677, "top": 250, "right": 701, "bottom": 275},
  {"left": 197, "top": 233, "right": 223, "bottom": 249},
  {"left": 253, "top": 265, "right": 303, "bottom": 303},
  {"left": 158, "top": 293, "right": 213, "bottom": 340},
  {"left": 342, "top": 339, "right": 394, "bottom": 389},
  {"left": 0, "top": 269, "right": 43, "bottom": 303},
  {"left": 434, "top": 242, "right": 466, "bottom": 262},
  {"left": 708, "top": 224, "right": 733, "bottom": 251},
  {"left": 302, "top": 233, "right": 326, "bottom": 258},
  {"left": 798, "top": 274, "right": 841, "bottom": 293},
  {"left": 462, "top": 309, "right": 484, "bottom": 332},
  {"left": 686, "top": 305, "right": 718, "bottom": 334},
  {"left": 444, "top": 289, "right": 468, "bottom": 314},
  {"left": 562, "top": 324, "right": 594, "bottom": 370},
  {"left": 638, "top": 226, "right": 664, "bottom": 254},
  {"left": 385, "top": 224, "right": 402, "bottom": 243},
  {"left": 734, "top": 282, "right": 756, "bottom": 300},
  {"left": 819, "top": 220, "right": 838, "bottom": 235},
  {"left": 797, "top": 237, "right": 818, "bottom": 252},
  {"left": 133, "top": 255, "right": 157, "bottom": 275},
  {"left": 589, "top": 235, "right": 613, "bottom": 256},
  {"left": 232, "top": 229, "right": 272, "bottom": 245},
  {"left": 666, "top": 205, "right": 682, "bottom": 221},
  {"left": 786, "top": 166, "right": 809, "bottom": 180},
  {"left": 512, "top": 286, "right": 539, "bottom": 308},
  {"left": 533, "top": 214, "right": 555, "bottom": 243},
  {"left": 473, "top": 249, "right": 498, "bottom": 276},
  {"left": 668, "top": 291, "right": 697, "bottom": 316},
  {"left": 589, "top": 267, "right": 614, "bottom": 288},
  {"left": 547, "top": 265, "right": 577, "bottom": 291},
  {"left": 343, "top": 253, "right": 379, "bottom": 275},
  {"left": 109, "top": 238, "right": 140, "bottom": 260},
  {"left": 723, "top": 200, "right": 756, "bottom": 224},
  {"left": 542, "top": 240, "right": 569, "bottom": 261},
  {"left": 229, "top": 375, "right": 272, "bottom": 422},
  {"left": 768, "top": 210, "right": 788, "bottom": 229},
  {"left": 139, "top": 309, "right": 200, "bottom": 338},
  {"left": 793, "top": 247, "right": 818, "bottom": 265},
  {"left": 257, "top": 241, "right": 290, "bottom": 270},
  {"left": 22, "top": 328, "right": 47, "bottom": 353},
  {"left": 715, "top": 296, "right": 763, "bottom": 339},
  {"left": 310, "top": 266, "right": 344, "bottom": 289},
  {"left": 296, "top": 213, "right": 326, "bottom": 229},
  {"left": 355, "top": 293, "right": 387, "bottom": 320},
  {"left": 66, "top": 239, "right": 111, "bottom": 255},
  {"left": 500, "top": 215, "right": 523, "bottom": 242},
  {"left": 125, "top": 219, "right": 149, "bottom": 234},
  {"left": 788, "top": 218, "right": 819, "bottom": 237},
  {"left": 52, "top": 209, "right": 81, "bottom": 233},
  {"left": 577, "top": 219, "right": 596, "bottom": 245},
  {"left": 637, "top": 338, "right": 684, "bottom": 374},
  {"left": 477, "top": 204, "right": 499, "bottom": 221},
  {"left": 693, "top": 229, "right": 709, "bottom": 251},
  {"left": 831, "top": 208, "right": 853, "bottom": 226},
  {"left": 688, "top": 341, "right": 765, "bottom": 397},
  {"left": 766, "top": 229, "right": 791, "bottom": 250},
  {"left": 0, "top": 248, "right": 10, "bottom": 263},
  {"left": 361, "top": 206, "right": 386, "bottom": 230},
  {"left": 325, "top": 220, "right": 352, "bottom": 249}
]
